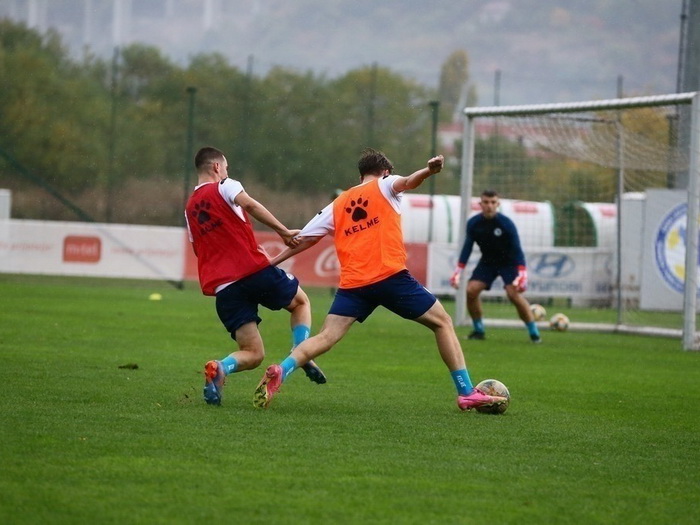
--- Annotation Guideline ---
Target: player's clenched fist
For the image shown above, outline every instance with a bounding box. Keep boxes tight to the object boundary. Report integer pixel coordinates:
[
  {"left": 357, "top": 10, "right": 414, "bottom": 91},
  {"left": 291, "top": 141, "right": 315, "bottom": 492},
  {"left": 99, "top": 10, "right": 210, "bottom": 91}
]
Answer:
[{"left": 427, "top": 155, "right": 444, "bottom": 174}]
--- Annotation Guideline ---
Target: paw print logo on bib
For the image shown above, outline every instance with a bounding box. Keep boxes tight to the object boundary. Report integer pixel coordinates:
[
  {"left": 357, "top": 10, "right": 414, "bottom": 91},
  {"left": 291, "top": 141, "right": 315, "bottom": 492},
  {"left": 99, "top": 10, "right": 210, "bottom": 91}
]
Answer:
[
  {"left": 192, "top": 200, "right": 212, "bottom": 224},
  {"left": 346, "top": 197, "right": 369, "bottom": 222}
]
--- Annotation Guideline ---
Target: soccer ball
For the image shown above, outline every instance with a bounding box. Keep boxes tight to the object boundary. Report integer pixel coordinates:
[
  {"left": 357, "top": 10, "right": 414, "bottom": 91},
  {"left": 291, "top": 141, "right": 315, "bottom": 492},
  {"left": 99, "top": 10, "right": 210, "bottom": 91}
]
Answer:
[
  {"left": 530, "top": 303, "right": 547, "bottom": 321},
  {"left": 550, "top": 313, "right": 570, "bottom": 331},
  {"left": 475, "top": 379, "right": 510, "bottom": 415}
]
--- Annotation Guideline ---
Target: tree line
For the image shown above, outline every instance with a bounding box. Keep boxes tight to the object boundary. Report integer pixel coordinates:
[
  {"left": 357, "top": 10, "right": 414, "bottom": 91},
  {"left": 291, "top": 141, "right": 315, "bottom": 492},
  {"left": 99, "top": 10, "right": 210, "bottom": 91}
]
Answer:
[{"left": 0, "top": 20, "right": 474, "bottom": 225}]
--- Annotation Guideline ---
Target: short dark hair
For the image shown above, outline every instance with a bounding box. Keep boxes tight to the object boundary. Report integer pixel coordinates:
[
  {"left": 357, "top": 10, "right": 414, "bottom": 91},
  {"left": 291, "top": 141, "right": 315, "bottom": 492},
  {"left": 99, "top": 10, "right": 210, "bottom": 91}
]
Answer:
[
  {"left": 357, "top": 148, "right": 394, "bottom": 176},
  {"left": 194, "top": 147, "right": 225, "bottom": 170},
  {"left": 481, "top": 189, "right": 499, "bottom": 198}
]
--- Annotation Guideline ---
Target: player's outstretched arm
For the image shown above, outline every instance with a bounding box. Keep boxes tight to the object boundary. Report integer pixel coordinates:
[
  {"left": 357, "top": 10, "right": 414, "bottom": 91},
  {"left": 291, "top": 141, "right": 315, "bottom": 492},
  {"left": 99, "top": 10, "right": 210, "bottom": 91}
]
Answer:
[
  {"left": 392, "top": 155, "right": 444, "bottom": 193},
  {"left": 234, "top": 191, "right": 297, "bottom": 245},
  {"left": 270, "top": 236, "right": 322, "bottom": 266},
  {"left": 271, "top": 200, "right": 333, "bottom": 265}
]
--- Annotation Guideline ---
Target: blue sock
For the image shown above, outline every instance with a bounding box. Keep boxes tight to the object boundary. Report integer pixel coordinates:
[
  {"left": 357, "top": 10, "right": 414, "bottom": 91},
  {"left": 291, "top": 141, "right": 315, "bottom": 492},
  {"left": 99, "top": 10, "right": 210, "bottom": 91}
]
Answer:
[
  {"left": 451, "top": 369, "right": 474, "bottom": 396},
  {"left": 526, "top": 321, "right": 540, "bottom": 337},
  {"left": 473, "top": 319, "right": 485, "bottom": 334},
  {"left": 292, "top": 325, "right": 311, "bottom": 348},
  {"left": 280, "top": 356, "right": 298, "bottom": 382},
  {"left": 220, "top": 356, "right": 238, "bottom": 376}
]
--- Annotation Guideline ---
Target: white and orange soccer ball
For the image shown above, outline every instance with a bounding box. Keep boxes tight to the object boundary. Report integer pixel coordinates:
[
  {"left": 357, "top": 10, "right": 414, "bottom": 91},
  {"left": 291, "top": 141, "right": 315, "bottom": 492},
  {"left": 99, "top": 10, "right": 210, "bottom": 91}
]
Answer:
[
  {"left": 550, "top": 313, "right": 570, "bottom": 332},
  {"left": 474, "top": 379, "right": 510, "bottom": 414},
  {"left": 530, "top": 303, "right": 547, "bottom": 322}
]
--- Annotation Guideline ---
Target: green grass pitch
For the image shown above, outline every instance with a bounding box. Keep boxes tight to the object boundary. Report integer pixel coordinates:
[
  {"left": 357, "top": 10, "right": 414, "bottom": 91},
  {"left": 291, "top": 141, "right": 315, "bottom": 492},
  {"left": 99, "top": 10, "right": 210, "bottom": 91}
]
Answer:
[{"left": 1, "top": 274, "right": 699, "bottom": 524}]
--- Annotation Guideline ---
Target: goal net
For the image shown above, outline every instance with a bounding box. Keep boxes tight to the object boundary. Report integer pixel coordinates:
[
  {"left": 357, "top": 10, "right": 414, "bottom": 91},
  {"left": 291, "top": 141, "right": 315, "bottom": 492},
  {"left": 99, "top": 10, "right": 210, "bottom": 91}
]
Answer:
[{"left": 454, "top": 92, "right": 700, "bottom": 350}]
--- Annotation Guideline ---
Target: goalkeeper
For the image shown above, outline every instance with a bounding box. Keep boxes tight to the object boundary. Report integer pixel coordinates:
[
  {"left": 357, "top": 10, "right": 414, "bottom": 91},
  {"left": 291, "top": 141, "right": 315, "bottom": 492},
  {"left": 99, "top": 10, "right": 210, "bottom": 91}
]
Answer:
[{"left": 449, "top": 190, "right": 541, "bottom": 343}]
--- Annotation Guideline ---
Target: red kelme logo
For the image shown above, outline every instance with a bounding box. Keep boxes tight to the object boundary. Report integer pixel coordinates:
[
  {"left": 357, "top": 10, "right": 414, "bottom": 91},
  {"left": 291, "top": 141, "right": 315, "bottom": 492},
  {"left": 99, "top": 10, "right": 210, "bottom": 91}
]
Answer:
[{"left": 63, "top": 236, "right": 101, "bottom": 263}]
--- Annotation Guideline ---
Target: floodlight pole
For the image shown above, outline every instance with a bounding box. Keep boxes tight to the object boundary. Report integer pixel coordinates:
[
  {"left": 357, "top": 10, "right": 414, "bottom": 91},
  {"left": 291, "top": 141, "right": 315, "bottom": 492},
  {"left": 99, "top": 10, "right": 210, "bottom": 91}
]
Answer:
[
  {"left": 428, "top": 100, "right": 439, "bottom": 243},
  {"left": 182, "top": 86, "right": 197, "bottom": 226},
  {"left": 367, "top": 62, "right": 378, "bottom": 146},
  {"left": 106, "top": 46, "right": 119, "bottom": 223}
]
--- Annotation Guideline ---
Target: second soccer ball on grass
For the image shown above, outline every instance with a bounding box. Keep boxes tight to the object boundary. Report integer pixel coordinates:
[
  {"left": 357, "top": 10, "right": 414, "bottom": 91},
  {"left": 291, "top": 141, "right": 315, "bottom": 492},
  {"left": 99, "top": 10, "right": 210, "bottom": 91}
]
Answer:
[{"left": 550, "top": 313, "right": 570, "bottom": 331}]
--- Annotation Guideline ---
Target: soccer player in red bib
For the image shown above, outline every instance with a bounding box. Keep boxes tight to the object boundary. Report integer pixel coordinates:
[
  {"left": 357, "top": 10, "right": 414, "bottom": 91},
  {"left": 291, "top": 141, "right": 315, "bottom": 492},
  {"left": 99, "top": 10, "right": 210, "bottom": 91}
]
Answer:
[
  {"left": 252, "top": 148, "right": 506, "bottom": 412},
  {"left": 185, "top": 147, "right": 325, "bottom": 406}
]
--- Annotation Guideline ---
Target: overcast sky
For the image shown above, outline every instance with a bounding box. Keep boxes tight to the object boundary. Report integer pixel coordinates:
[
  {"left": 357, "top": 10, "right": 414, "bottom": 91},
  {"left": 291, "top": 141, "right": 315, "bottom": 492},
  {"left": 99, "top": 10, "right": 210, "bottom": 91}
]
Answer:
[{"left": 0, "top": 0, "right": 684, "bottom": 106}]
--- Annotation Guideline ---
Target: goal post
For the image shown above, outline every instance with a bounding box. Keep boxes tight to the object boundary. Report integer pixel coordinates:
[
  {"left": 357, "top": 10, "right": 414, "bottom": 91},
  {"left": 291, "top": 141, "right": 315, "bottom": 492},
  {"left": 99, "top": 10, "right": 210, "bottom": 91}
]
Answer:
[{"left": 455, "top": 92, "right": 700, "bottom": 350}]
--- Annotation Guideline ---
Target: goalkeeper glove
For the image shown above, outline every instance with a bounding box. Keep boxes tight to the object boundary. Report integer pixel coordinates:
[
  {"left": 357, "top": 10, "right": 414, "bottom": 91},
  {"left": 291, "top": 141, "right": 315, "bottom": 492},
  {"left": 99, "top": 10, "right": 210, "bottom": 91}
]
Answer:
[
  {"left": 512, "top": 265, "right": 528, "bottom": 292},
  {"left": 449, "top": 263, "right": 465, "bottom": 289}
]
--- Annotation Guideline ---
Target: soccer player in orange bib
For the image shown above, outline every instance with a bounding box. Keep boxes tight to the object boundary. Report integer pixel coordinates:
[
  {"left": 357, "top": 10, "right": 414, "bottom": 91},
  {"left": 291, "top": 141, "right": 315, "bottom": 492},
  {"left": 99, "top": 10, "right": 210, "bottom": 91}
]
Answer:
[{"left": 253, "top": 148, "right": 506, "bottom": 412}]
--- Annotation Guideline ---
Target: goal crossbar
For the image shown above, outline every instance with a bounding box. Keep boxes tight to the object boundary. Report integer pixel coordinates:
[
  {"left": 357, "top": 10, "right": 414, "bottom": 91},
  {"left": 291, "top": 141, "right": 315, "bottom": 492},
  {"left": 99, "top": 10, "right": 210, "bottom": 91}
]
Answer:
[{"left": 463, "top": 92, "right": 697, "bottom": 118}]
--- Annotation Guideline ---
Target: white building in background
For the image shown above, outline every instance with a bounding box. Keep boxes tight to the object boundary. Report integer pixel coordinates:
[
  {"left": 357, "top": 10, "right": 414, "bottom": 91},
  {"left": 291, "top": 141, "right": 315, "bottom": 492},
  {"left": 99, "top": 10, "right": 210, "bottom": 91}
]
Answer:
[{"left": 400, "top": 193, "right": 555, "bottom": 248}]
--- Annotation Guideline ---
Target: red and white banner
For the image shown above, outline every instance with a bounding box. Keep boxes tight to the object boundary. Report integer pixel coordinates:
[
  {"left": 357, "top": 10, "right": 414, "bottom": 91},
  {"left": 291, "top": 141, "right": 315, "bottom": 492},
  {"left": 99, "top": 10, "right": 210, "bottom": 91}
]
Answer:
[
  {"left": 2, "top": 219, "right": 622, "bottom": 308},
  {"left": 0, "top": 220, "right": 427, "bottom": 287},
  {"left": 0, "top": 219, "right": 184, "bottom": 281}
]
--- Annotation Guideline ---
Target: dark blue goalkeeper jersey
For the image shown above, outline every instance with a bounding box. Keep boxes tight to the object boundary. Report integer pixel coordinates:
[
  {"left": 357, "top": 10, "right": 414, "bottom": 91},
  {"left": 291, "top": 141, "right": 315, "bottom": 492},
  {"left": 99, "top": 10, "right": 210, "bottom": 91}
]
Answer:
[{"left": 457, "top": 212, "right": 526, "bottom": 267}]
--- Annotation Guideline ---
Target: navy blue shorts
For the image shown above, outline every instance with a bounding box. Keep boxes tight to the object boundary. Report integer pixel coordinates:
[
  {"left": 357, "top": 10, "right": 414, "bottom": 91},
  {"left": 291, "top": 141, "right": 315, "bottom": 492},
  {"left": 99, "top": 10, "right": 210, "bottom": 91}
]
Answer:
[
  {"left": 329, "top": 270, "right": 436, "bottom": 323},
  {"left": 470, "top": 261, "right": 518, "bottom": 290},
  {"left": 215, "top": 266, "right": 299, "bottom": 340}
]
